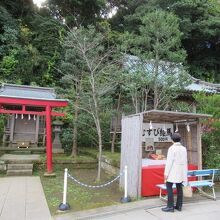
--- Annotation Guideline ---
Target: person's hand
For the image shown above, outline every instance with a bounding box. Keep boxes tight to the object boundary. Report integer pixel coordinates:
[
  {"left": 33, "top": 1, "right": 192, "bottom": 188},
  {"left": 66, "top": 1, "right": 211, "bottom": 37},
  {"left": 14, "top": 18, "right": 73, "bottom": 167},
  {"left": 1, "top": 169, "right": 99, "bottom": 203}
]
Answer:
[{"left": 164, "top": 175, "right": 167, "bottom": 183}]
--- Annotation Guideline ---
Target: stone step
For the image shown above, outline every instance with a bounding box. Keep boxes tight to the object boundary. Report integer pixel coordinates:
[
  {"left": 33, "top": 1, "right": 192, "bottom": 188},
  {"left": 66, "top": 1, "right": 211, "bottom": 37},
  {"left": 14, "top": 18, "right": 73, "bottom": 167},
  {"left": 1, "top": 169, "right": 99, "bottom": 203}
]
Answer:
[
  {"left": 10, "top": 151, "right": 32, "bottom": 155},
  {"left": 7, "top": 163, "right": 33, "bottom": 170},
  {"left": 0, "top": 154, "right": 41, "bottom": 164},
  {"left": 7, "top": 160, "right": 36, "bottom": 164},
  {"left": 7, "top": 169, "right": 33, "bottom": 176}
]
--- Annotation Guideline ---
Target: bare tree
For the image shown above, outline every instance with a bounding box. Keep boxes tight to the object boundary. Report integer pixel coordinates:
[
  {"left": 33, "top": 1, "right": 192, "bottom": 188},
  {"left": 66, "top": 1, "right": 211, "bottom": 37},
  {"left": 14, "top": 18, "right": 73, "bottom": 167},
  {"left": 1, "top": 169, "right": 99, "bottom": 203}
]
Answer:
[{"left": 62, "top": 25, "right": 121, "bottom": 181}]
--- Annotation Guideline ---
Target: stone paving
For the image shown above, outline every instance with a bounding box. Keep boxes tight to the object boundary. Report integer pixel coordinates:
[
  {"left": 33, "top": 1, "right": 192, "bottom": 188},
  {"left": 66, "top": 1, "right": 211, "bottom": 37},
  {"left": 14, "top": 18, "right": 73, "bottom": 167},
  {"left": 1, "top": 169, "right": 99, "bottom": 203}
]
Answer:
[
  {"left": 0, "top": 176, "right": 51, "bottom": 220},
  {"left": 0, "top": 175, "right": 219, "bottom": 220},
  {"left": 54, "top": 194, "right": 220, "bottom": 220}
]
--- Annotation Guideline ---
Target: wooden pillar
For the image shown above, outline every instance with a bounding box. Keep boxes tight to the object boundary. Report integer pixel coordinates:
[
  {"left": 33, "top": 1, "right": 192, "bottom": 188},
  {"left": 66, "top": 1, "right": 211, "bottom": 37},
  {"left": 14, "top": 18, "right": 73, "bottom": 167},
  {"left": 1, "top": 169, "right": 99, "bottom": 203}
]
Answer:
[
  {"left": 46, "top": 105, "right": 53, "bottom": 173},
  {"left": 137, "top": 113, "right": 143, "bottom": 199},
  {"left": 197, "top": 120, "right": 202, "bottom": 170},
  {"left": 9, "top": 114, "right": 15, "bottom": 143},
  {"left": 187, "top": 130, "right": 193, "bottom": 164},
  {"left": 35, "top": 115, "right": 40, "bottom": 144}
]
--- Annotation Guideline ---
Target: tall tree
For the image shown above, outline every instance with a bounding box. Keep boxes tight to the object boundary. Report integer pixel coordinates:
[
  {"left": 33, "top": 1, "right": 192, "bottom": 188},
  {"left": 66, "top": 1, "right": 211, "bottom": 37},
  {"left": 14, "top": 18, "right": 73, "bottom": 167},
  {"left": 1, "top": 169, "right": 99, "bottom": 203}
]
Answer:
[
  {"left": 30, "top": 14, "right": 66, "bottom": 86},
  {"left": 0, "top": 0, "right": 35, "bottom": 19},
  {"left": 138, "top": 0, "right": 220, "bottom": 82},
  {"left": 194, "top": 93, "right": 220, "bottom": 169},
  {"left": 47, "top": 0, "right": 107, "bottom": 27},
  {"left": 109, "top": 0, "right": 148, "bottom": 32},
  {"left": 0, "top": 1, "right": 65, "bottom": 86},
  {"left": 168, "top": 0, "right": 220, "bottom": 82},
  {"left": 111, "top": 0, "right": 220, "bottom": 82},
  {"left": 121, "top": 10, "right": 188, "bottom": 110},
  {"left": 61, "top": 25, "right": 121, "bottom": 180},
  {"left": 0, "top": 6, "right": 19, "bottom": 82}
]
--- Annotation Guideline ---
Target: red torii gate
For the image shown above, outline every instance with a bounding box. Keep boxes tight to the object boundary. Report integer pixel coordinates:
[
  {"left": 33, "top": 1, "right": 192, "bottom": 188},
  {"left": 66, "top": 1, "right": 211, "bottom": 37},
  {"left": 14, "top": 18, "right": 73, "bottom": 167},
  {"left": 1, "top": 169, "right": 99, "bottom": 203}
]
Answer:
[{"left": 0, "top": 84, "right": 68, "bottom": 174}]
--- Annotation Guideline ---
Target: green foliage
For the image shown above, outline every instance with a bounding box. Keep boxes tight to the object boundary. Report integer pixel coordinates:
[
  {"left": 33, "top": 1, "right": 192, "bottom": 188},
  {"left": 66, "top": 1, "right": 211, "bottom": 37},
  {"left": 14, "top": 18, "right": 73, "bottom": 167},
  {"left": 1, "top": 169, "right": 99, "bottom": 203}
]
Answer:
[
  {"left": 27, "top": 15, "right": 65, "bottom": 86},
  {"left": 100, "top": 109, "right": 112, "bottom": 149},
  {"left": 111, "top": 0, "right": 220, "bottom": 82},
  {"left": 169, "top": 101, "right": 193, "bottom": 112},
  {"left": 0, "top": 3, "right": 66, "bottom": 86},
  {"left": 60, "top": 25, "right": 122, "bottom": 153},
  {"left": 194, "top": 93, "right": 220, "bottom": 117},
  {"left": 120, "top": 10, "right": 189, "bottom": 110},
  {"left": 61, "top": 127, "right": 73, "bottom": 153},
  {"left": 0, "top": 49, "right": 18, "bottom": 78},
  {"left": 168, "top": 0, "right": 220, "bottom": 81},
  {"left": 202, "top": 136, "right": 220, "bottom": 169},
  {"left": 1, "top": 0, "right": 220, "bottom": 154},
  {"left": 0, "top": 0, "right": 35, "bottom": 19},
  {"left": 47, "top": 0, "right": 107, "bottom": 27},
  {"left": 103, "top": 151, "right": 120, "bottom": 167},
  {"left": 0, "top": 5, "right": 19, "bottom": 57},
  {"left": 12, "top": 44, "right": 40, "bottom": 84},
  {"left": 194, "top": 93, "right": 220, "bottom": 168},
  {"left": 77, "top": 113, "right": 98, "bottom": 148},
  {"left": 0, "top": 115, "right": 6, "bottom": 142},
  {"left": 122, "top": 10, "right": 186, "bottom": 62},
  {"left": 140, "top": 10, "right": 185, "bottom": 62}
]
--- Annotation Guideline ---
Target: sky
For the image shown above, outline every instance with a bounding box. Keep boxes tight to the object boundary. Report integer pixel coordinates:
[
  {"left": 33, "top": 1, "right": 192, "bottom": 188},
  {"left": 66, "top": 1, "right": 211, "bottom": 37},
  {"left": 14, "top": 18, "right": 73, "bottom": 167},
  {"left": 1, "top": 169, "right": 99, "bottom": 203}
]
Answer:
[{"left": 33, "top": 0, "right": 46, "bottom": 8}]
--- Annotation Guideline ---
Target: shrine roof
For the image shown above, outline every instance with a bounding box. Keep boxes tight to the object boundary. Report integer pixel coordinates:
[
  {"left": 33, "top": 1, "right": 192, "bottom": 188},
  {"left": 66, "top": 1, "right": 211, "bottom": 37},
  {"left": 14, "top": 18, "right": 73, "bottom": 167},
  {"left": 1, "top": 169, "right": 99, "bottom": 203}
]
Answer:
[
  {"left": 124, "top": 54, "right": 220, "bottom": 94},
  {"left": 185, "top": 77, "right": 220, "bottom": 94},
  {"left": 125, "top": 110, "right": 211, "bottom": 123},
  {"left": 142, "top": 110, "right": 211, "bottom": 123},
  {"left": 0, "top": 84, "right": 67, "bottom": 102}
]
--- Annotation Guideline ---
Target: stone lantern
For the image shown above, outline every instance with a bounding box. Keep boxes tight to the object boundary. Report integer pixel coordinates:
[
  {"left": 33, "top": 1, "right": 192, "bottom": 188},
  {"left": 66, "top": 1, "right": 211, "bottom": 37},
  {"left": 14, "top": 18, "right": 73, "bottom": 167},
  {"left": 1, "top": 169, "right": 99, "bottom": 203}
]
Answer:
[{"left": 52, "top": 120, "right": 64, "bottom": 153}]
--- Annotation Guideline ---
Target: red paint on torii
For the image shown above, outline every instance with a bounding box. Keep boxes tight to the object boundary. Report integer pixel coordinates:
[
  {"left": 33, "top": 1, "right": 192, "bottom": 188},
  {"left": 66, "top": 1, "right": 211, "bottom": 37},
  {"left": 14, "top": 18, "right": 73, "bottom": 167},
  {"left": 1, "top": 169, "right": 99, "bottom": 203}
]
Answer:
[{"left": 0, "top": 96, "right": 68, "bottom": 174}]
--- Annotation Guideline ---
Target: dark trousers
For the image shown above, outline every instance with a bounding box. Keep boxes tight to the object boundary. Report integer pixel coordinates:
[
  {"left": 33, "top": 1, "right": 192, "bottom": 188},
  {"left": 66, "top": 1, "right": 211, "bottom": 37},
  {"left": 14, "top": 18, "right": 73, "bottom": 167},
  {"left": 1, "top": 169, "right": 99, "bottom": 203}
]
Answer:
[{"left": 166, "top": 181, "right": 183, "bottom": 208}]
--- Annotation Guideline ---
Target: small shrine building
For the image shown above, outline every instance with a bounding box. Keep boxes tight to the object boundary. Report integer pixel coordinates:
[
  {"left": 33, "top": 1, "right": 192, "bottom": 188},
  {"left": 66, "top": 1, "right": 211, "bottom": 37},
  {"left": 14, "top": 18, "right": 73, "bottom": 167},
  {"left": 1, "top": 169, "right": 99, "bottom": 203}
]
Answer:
[{"left": 0, "top": 84, "right": 68, "bottom": 174}]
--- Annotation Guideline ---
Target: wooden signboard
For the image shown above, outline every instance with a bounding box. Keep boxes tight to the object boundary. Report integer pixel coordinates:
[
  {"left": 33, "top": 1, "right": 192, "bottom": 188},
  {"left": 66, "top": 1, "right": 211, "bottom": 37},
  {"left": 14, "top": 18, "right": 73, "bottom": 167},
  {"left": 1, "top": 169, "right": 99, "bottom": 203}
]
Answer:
[{"left": 142, "top": 123, "right": 174, "bottom": 142}]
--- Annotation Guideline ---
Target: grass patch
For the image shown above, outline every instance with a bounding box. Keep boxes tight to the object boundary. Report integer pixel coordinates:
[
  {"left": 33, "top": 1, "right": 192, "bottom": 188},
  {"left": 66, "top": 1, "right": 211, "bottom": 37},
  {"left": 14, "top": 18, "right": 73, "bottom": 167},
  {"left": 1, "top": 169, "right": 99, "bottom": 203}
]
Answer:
[
  {"left": 79, "top": 148, "right": 121, "bottom": 167},
  {"left": 40, "top": 165, "right": 123, "bottom": 215},
  {"left": 38, "top": 151, "right": 122, "bottom": 215},
  {"left": 39, "top": 153, "right": 97, "bottom": 164},
  {"left": 102, "top": 151, "right": 120, "bottom": 167},
  {"left": 78, "top": 148, "right": 98, "bottom": 159}
]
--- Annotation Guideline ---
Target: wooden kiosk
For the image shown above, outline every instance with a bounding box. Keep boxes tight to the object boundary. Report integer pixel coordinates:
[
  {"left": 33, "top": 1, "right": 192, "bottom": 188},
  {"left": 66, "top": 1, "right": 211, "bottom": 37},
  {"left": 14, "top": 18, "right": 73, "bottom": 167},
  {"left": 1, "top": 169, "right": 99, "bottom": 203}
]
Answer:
[{"left": 120, "top": 110, "right": 211, "bottom": 198}]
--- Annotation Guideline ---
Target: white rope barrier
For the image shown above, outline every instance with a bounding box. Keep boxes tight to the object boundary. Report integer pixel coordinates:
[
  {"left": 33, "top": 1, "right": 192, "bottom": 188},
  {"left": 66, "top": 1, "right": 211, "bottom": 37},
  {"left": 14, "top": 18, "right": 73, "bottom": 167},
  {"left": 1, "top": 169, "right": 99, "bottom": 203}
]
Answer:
[
  {"left": 67, "top": 172, "right": 122, "bottom": 188},
  {"left": 58, "top": 165, "right": 130, "bottom": 211},
  {"left": 58, "top": 168, "right": 70, "bottom": 211},
  {"left": 120, "top": 165, "right": 131, "bottom": 203},
  {"left": 63, "top": 168, "right": 68, "bottom": 204}
]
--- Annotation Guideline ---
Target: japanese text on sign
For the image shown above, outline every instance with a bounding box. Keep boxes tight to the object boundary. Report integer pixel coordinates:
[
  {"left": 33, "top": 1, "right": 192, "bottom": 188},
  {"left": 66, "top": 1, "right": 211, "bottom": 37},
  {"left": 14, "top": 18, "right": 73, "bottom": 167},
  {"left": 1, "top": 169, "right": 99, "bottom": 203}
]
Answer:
[{"left": 142, "top": 123, "right": 174, "bottom": 142}]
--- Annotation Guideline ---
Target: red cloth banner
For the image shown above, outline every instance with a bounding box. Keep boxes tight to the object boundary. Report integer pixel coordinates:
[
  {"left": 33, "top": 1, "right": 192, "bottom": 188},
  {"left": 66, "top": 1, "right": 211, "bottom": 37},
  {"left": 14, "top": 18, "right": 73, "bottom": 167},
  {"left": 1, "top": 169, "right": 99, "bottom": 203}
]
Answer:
[{"left": 141, "top": 164, "right": 198, "bottom": 196}]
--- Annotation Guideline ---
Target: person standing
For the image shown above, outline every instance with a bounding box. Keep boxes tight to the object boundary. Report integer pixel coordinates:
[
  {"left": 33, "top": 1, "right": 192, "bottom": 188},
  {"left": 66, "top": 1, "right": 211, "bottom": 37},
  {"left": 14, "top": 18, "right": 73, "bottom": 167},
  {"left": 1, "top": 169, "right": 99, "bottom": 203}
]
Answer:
[{"left": 162, "top": 132, "right": 188, "bottom": 212}]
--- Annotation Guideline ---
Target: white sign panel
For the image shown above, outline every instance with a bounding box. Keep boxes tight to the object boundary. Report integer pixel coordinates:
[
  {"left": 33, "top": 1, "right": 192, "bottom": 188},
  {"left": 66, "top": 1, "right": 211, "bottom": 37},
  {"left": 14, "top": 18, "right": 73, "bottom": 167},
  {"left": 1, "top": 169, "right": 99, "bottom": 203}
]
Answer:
[{"left": 142, "top": 123, "right": 174, "bottom": 142}]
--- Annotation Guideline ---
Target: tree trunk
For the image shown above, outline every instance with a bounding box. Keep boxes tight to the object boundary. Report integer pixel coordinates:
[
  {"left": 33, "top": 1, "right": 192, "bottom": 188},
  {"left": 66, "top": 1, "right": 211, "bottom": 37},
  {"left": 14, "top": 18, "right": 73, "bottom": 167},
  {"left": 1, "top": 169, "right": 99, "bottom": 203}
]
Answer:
[
  {"left": 111, "top": 92, "right": 121, "bottom": 153},
  {"left": 71, "top": 96, "right": 79, "bottom": 157},
  {"left": 90, "top": 77, "right": 103, "bottom": 182},
  {"left": 111, "top": 122, "right": 117, "bottom": 153},
  {"left": 153, "top": 49, "right": 159, "bottom": 110},
  {"left": 96, "top": 119, "right": 102, "bottom": 182},
  {"left": 144, "top": 88, "right": 149, "bottom": 111}
]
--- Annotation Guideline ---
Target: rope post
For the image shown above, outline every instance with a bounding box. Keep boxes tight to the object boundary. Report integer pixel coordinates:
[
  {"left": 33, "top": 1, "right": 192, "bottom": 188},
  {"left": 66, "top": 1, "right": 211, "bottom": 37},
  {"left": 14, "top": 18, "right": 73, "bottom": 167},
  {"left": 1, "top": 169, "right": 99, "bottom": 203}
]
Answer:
[
  {"left": 120, "top": 165, "right": 131, "bottom": 203},
  {"left": 58, "top": 168, "right": 70, "bottom": 211}
]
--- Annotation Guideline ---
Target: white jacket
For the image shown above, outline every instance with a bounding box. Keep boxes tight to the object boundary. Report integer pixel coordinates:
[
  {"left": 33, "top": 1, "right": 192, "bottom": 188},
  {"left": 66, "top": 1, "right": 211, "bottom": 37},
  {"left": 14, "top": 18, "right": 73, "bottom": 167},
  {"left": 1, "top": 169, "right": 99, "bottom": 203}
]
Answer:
[{"left": 164, "top": 142, "right": 188, "bottom": 183}]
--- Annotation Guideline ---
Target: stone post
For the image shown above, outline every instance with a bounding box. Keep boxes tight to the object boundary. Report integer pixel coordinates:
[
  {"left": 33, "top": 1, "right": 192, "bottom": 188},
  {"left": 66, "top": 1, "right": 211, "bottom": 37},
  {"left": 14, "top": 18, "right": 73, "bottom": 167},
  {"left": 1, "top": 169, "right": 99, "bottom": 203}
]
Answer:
[{"left": 52, "top": 120, "right": 64, "bottom": 153}]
